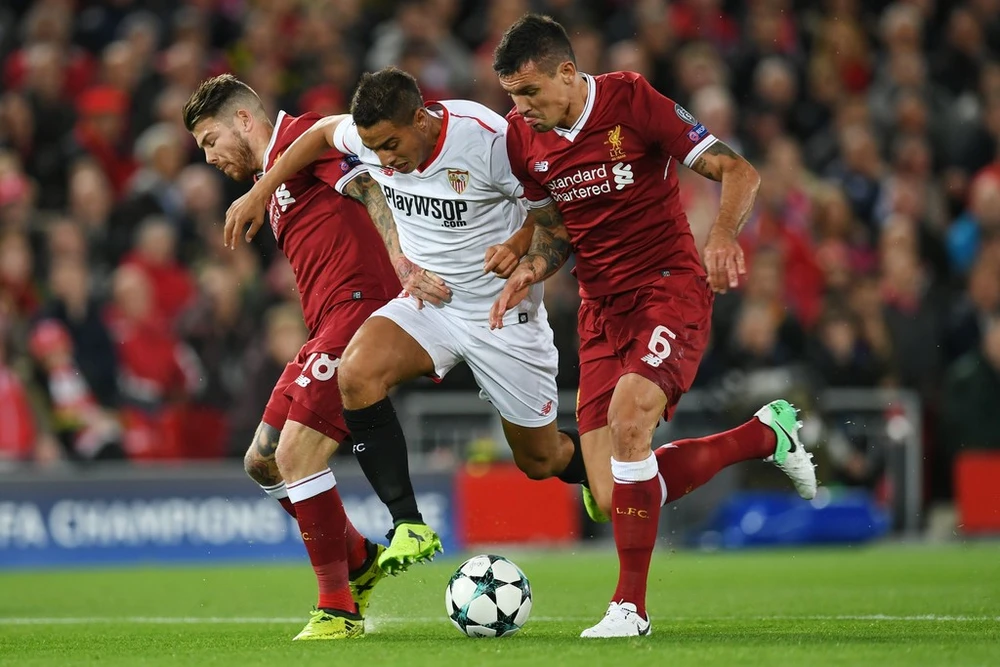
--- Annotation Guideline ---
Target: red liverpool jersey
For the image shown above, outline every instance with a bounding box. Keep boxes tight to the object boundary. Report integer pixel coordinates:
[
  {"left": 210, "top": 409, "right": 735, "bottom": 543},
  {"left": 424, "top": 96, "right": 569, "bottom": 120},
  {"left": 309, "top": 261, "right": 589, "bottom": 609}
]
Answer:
[
  {"left": 506, "top": 72, "right": 716, "bottom": 298},
  {"left": 261, "top": 111, "right": 400, "bottom": 333}
]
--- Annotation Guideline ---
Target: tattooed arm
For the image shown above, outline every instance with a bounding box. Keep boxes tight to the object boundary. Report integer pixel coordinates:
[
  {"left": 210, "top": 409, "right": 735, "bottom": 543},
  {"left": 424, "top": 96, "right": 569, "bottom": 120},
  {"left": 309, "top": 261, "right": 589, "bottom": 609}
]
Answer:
[
  {"left": 487, "top": 201, "right": 572, "bottom": 329},
  {"left": 689, "top": 140, "right": 761, "bottom": 238},
  {"left": 342, "top": 172, "right": 452, "bottom": 307},
  {"left": 342, "top": 172, "right": 404, "bottom": 262},
  {"left": 689, "top": 140, "right": 761, "bottom": 293},
  {"left": 515, "top": 200, "right": 573, "bottom": 285}
]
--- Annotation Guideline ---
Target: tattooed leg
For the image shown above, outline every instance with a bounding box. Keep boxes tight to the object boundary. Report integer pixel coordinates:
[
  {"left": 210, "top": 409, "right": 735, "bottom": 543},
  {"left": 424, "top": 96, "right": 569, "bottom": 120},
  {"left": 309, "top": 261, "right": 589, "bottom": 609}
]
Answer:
[{"left": 244, "top": 422, "right": 283, "bottom": 486}]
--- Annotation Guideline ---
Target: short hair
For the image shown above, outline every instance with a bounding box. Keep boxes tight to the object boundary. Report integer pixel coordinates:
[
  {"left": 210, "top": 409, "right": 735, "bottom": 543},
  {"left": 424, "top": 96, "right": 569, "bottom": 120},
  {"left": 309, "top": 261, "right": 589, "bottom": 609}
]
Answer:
[
  {"left": 493, "top": 14, "right": 576, "bottom": 77},
  {"left": 182, "top": 74, "right": 263, "bottom": 132},
  {"left": 350, "top": 67, "right": 425, "bottom": 129}
]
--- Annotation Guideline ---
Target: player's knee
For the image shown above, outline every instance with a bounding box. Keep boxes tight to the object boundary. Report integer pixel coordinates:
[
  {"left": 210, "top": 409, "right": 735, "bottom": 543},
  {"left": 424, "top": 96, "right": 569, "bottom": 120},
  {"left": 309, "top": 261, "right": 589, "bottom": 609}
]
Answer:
[
  {"left": 512, "top": 449, "right": 558, "bottom": 480},
  {"left": 338, "top": 344, "right": 382, "bottom": 406}
]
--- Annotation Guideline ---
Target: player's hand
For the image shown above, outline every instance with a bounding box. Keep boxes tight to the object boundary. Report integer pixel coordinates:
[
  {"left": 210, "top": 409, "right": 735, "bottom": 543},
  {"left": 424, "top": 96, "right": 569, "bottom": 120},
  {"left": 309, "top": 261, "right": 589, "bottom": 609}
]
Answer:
[
  {"left": 224, "top": 188, "right": 268, "bottom": 249},
  {"left": 489, "top": 265, "right": 533, "bottom": 329},
  {"left": 483, "top": 243, "right": 520, "bottom": 278},
  {"left": 703, "top": 226, "right": 746, "bottom": 294},
  {"left": 395, "top": 256, "right": 452, "bottom": 308}
]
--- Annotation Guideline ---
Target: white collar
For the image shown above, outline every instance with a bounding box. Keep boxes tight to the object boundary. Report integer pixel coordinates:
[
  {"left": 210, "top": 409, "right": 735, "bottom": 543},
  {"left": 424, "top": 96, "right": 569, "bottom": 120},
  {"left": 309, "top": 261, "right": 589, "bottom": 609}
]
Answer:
[{"left": 553, "top": 74, "right": 596, "bottom": 142}]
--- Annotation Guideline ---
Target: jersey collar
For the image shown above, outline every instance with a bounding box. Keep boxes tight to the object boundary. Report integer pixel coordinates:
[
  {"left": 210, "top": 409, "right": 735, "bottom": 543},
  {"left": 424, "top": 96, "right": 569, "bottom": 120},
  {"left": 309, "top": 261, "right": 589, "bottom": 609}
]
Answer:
[
  {"left": 553, "top": 74, "right": 596, "bottom": 143},
  {"left": 417, "top": 102, "right": 449, "bottom": 173},
  {"left": 259, "top": 110, "right": 287, "bottom": 176}
]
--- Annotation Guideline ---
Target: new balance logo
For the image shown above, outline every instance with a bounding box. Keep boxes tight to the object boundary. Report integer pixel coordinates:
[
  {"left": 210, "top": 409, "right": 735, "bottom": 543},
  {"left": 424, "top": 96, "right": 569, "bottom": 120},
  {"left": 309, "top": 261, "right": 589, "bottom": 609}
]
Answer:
[
  {"left": 533, "top": 161, "right": 549, "bottom": 172},
  {"left": 294, "top": 375, "right": 311, "bottom": 387},
  {"left": 540, "top": 400, "right": 553, "bottom": 416},
  {"left": 640, "top": 353, "right": 663, "bottom": 367}
]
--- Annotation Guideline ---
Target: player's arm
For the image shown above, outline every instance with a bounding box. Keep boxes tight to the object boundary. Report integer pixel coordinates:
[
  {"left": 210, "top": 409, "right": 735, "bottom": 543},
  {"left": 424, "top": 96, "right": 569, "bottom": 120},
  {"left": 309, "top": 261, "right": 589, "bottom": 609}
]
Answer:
[
  {"left": 689, "top": 141, "right": 760, "bottom": 238},
  {"left": 483, "top": 216, "right": 534, "bottom": 278},
  {"left": 223, "top": 114, "right": 350, "bottom": 248},
  {"left": 519, "top": 201, "right": 572, "bottom": 283},
  {"left": 342, "top": 172, "right": 405, "bottom": 262},
  {"left": 488, "top": 201, "right": 571, "bottom": 329},
  {"left": 689, "top": 140, "right": 761, "bottom": 293},
  {"left": 341, "top": 172, "right": 452, "bottom": 307}
]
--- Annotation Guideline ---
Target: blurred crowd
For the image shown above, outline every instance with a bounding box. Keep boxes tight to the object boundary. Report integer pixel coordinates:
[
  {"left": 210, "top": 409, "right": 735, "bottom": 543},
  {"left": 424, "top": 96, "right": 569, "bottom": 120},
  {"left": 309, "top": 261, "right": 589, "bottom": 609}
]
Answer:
[{"left": 0, "top": 0, "right": 998, "bottom": 499}]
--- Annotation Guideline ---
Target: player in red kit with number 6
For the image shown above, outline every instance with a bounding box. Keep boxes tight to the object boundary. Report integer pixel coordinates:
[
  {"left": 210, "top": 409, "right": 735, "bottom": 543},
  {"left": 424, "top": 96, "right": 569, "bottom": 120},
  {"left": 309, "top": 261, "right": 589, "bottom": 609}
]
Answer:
[
  {"left": 183, "top": 75, "right": 402, "bottom": 640},
  {"left": 490, "top": 15, "right": 818, "bottom": 638}
]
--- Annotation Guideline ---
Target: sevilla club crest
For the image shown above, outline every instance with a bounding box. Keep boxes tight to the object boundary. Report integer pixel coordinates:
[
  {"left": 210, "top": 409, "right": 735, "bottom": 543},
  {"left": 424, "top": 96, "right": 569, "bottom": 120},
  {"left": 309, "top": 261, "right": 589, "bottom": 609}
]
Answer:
[{"left": 447, "top": 168, "right": 469, "bottom": 195}]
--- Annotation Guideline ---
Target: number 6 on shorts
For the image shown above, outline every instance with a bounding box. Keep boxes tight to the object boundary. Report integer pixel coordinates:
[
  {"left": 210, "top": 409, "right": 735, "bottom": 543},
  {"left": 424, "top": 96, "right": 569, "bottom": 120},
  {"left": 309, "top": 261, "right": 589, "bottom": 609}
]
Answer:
[{"left": 647, "top": 325, "right": 677, "bottom": 360}]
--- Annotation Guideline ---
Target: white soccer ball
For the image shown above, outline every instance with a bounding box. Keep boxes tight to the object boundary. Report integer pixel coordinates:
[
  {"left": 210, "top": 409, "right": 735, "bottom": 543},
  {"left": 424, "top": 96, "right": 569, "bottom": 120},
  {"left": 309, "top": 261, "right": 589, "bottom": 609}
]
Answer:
[{"left": 444, "top": 554, "right": 532, "bottom": 638}]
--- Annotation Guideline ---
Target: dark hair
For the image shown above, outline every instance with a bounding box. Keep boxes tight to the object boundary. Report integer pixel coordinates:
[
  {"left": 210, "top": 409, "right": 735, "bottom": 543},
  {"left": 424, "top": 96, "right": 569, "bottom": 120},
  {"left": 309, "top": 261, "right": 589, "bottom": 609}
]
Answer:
[
  {"left": 350, "top": 67, "right": 425, "bottom": 129},
  {"left": 182, "top": 74, "right": 263, "bottom": 132},
  {"left": 493, "top": 13, "right": 576, "bottom": 77}
]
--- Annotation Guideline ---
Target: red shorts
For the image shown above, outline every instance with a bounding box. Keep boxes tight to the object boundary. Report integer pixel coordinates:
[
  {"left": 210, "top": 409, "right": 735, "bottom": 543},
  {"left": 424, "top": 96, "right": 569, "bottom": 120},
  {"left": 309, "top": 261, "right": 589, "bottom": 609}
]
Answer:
[
  {"left": 576, "top": 273, "right": 713, "bottom": 435},
  {"left": 262, "top": 298, "right": 385, "bottom": 442}
]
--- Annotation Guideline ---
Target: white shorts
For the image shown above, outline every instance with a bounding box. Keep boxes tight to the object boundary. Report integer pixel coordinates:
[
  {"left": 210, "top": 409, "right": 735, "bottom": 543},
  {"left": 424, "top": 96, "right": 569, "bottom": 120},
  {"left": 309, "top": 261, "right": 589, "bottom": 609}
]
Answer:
[{"left": 372, "top": 297, "right": 559, "bottom": 428}]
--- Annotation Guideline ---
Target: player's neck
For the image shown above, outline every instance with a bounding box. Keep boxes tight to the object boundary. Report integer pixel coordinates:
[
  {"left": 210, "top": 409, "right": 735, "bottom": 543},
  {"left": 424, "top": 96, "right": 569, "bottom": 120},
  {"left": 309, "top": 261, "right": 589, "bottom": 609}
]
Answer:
[
  {"left": 558, "top": 74, "right": 590, "bottom": 131},
  {"left": 424, "top": 113, "right": 443, "bottom": 154},
  {"left": 251, "top": 120, "right": 275, "bottom": 173}
]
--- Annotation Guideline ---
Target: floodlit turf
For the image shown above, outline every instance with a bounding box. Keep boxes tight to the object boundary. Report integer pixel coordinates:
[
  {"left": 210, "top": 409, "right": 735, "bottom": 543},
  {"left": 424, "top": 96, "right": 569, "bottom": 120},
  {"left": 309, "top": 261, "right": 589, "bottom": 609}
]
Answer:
[{"left": 1, "top": 543, "right": 998, "bottom": 666}]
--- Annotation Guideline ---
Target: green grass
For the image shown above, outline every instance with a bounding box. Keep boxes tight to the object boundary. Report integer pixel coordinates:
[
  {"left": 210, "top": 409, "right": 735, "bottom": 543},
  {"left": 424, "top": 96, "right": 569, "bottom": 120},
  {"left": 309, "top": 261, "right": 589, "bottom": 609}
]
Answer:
[{"left": 1, "top": 543, "right": 998, "bottom": 666}]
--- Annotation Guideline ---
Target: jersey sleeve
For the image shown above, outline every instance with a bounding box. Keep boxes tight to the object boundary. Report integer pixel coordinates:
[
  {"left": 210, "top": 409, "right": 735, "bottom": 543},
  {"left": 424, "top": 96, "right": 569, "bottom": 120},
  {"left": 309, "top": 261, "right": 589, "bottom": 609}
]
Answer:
[
  {"left": 280, "top": 114, "right": 367, "bottom": 194},
  {"left": 505, "top": 124, "right": 552, "bottom": 209},
  {"left": 487, "top": 131, "right": 524, "bottom": 200},
  {"left": 630, "top": 74, "right": 718, "bottom": 168},
  {"left": 331, "top": 118, "right": 382, "bottom": 169}
]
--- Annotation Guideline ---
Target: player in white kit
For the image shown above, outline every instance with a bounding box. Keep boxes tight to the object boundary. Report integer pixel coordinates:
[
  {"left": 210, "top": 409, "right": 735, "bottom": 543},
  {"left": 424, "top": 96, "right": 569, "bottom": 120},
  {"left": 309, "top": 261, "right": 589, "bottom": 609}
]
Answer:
[{"left": 226, "top": 67, "right": 588, "bottom": 573}]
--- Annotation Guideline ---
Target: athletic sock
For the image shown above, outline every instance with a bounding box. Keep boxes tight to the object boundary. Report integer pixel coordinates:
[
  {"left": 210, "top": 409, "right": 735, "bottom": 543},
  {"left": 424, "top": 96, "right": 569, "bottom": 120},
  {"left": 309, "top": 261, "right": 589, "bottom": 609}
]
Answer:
[
  {"left": 261, "top": 481, "right": 297, "bottom": 518},
  {"left": 610, "top": 453, "right": 660, "bottom": 618},
  {"left": 655, "top": 417, "right": 776, "bottom": 504},
  {"left": 286, "top": 470, "right": 354, "bottom": 612},
  {"left": 343, "top": 397, "right": 422, "bottom": 525}
]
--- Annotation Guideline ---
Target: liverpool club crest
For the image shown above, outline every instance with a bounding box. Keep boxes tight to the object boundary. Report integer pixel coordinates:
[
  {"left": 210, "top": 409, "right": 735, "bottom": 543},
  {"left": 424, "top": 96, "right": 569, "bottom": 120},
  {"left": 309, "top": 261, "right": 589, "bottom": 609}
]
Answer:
[{"left": 447, "top": 168, "right": 469, "bottom": 195}]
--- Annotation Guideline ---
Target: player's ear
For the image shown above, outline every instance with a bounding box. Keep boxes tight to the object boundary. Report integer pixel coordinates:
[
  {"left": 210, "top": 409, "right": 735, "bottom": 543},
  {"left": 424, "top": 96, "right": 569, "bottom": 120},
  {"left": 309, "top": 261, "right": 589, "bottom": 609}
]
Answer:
[
  {"left": 558, "top": 60, "right": 577, "bottom": 84},
  {"left": 235, "top": 108, "right": 252, "bottom": 132}
]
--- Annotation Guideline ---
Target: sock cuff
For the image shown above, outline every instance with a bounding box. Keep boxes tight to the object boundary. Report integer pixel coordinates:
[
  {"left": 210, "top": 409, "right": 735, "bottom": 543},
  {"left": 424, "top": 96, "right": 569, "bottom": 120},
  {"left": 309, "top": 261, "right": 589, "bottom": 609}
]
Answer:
[
  {"left": 261, "top": 481, "right": 288, "bottom": 500},
  {"left": 611, "top": 453, "right": 658, "bottom": 483},
  {"left": 343, "top": 396, "right": 396, "bottom": 430},
  {"left": 286, "top": 469, "right": 336, "bottom": 503}
]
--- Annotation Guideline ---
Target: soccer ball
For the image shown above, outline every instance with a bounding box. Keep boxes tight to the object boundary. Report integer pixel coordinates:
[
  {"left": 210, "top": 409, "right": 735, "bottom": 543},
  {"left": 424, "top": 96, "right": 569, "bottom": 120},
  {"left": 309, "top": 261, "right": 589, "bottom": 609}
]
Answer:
[{"left": 445, "top": 554, "right": 532, "bottom": 638}]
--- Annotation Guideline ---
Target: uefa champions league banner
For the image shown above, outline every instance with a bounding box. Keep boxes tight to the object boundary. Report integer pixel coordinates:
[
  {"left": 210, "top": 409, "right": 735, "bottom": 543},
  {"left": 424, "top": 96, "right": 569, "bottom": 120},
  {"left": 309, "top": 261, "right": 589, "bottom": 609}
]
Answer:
[{"left": 0, "top": 466, "right": 456, "bottom": 568}]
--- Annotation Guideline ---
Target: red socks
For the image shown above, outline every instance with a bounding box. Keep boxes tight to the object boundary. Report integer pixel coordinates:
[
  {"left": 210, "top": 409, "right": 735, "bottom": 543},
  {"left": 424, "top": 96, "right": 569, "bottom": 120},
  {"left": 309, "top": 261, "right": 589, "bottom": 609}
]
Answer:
[
  {"left": 286, "top": 470, "right": 354, "bottom": 613},
  {"left": 656, "top": 417, "right": 776, "bottom": 504},
  {"left": 264, "top": 479, "right": 370, "bottom": 574},
  {"left": 609, "top": 454, "right": 662, "bottom": 618}
]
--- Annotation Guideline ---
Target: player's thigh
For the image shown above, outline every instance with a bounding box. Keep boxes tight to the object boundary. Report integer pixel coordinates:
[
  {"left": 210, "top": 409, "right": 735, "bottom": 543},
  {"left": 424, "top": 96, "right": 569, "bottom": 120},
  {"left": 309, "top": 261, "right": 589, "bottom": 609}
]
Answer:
[
  {"left": 607, "top": 373, "right": 668, "bottom": 459},
  {"left": 618, "top": 275, "right": 712, "bottom": 422},
  {"left": 274, "top": 418, "right": 340, "bottom": 482},
  {"left": 499, "top": 417, "right": 563, "bottom": 479},
  {"left": 576, "top": 297, "right": 622, "bottom": 435},
  {"left": 340, "top": 298, "right": 458, "bottom": 392},
  {"left": 465, "top": 313, "right": 559, "bottom": 429}
]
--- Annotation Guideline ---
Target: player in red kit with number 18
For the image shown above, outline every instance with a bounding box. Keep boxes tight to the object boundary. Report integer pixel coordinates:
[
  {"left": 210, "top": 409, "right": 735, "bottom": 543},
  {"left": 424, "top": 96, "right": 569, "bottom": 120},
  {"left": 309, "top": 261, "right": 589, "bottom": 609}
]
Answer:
[
  {"left": 491, "top": 15, "right": 818, "bottom": 637},
  {"left": 183, "top": 75, "right": 403, "bottom": 640}
]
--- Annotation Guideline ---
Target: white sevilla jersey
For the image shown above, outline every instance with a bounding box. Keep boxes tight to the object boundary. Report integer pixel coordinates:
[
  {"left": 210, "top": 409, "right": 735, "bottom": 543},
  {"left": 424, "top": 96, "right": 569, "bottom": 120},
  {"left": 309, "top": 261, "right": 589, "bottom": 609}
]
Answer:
[{"left": 333, "top": 100, "right": 541, "bottom": 325}]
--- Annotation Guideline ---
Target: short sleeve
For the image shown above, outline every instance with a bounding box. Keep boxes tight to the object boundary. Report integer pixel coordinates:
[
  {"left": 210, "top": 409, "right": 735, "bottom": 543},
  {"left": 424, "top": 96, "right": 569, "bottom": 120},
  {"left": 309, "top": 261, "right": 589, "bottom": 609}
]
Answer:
[
  {"left": 630, "top": 75, "right": 718, "bottom": 168},
  {"left": 487, "top": 131, "right": 524, "bottom": 200},
  {"left": 281, "top": 114, "right": 367, "bottom": 194},
  {"left": 505, "top": 124, "right": 552, "bottom": 208}
]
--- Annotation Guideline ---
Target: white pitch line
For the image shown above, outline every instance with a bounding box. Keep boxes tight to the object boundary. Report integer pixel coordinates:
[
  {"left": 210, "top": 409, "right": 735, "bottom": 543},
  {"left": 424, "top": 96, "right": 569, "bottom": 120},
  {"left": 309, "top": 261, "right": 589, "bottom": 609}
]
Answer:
[{"left": 0, "top": 614, "right": 997, "bottom": 625}]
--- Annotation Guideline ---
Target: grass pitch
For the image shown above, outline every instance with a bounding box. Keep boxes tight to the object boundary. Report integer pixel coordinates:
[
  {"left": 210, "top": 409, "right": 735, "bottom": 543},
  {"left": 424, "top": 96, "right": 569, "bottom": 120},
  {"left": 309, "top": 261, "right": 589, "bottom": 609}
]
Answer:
[{"left": 0, "top": 543, "right": 997, "bottom": 666}]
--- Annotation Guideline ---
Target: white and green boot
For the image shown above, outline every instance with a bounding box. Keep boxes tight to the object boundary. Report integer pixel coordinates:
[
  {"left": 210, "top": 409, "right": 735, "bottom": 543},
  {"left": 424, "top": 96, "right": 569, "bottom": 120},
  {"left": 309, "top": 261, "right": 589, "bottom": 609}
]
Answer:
[{"left": 755, "top": 400, "right": 818, "bottom": 499}]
